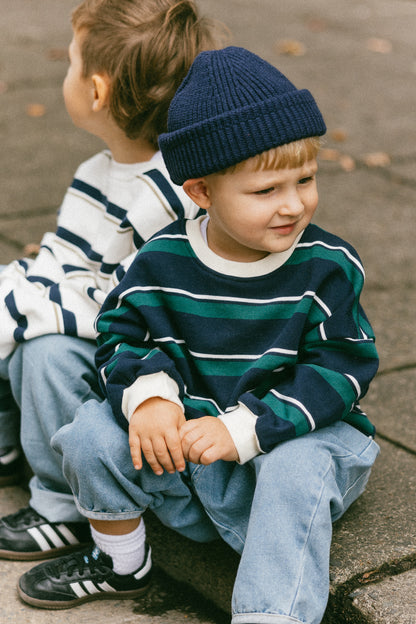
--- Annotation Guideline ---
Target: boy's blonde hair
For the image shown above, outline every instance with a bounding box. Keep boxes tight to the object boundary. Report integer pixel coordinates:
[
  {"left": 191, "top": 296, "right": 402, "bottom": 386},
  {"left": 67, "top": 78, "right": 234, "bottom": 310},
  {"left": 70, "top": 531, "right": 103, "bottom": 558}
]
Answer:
[
  {"left": 222, "top": 138, "right": 321, "bottom": 175},
  {"left": 72, "top": 0, "right": 223, "bottom": 148}
]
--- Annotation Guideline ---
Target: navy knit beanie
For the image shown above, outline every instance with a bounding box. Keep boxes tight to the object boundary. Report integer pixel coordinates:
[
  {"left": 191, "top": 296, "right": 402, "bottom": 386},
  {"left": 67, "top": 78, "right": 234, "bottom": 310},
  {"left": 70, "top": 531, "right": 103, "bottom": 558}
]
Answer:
[{"left": 159, "top": 46, "right": 326, "bottom": 185}]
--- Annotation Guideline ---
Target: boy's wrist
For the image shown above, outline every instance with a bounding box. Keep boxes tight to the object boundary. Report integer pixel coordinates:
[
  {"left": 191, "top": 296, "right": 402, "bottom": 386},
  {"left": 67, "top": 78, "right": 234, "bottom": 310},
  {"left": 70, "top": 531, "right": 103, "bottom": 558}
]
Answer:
[
  {"left": 122, "top": 371, "right": 183, "bottom": 422},
  {"left": 218, "top": 403, "right": 262, "bottom": 464}
]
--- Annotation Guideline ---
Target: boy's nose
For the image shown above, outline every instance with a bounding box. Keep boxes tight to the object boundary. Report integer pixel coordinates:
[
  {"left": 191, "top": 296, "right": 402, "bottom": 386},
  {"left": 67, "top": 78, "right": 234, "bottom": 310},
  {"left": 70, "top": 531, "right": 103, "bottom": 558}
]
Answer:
[{"left": 278, "top": 190, "right": 303, "bottom": 216}]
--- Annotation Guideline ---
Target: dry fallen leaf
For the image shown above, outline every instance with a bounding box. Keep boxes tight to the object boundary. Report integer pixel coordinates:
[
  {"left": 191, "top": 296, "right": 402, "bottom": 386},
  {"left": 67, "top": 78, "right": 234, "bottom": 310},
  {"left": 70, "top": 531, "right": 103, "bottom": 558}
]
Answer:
[
  {"left": 276, "top": 39, "right": 306, "bottom": 56},
  {"left": 330, "top": 128, "right": 348, "bottom": 143},
  {"left": 366, "top": 37, "right": 392, "bottom": 54},
  {"left": 339, "top": 154, "right": 356, "bottom": 172},
  {"left": 363, "top": 151, "right": 391, "bottom": 167},
  {"left": 23, "top": 243, "right": 41, "bottom": 257},
  {"left": 26, "top": 103, "right": 46, "bottom": 117}
]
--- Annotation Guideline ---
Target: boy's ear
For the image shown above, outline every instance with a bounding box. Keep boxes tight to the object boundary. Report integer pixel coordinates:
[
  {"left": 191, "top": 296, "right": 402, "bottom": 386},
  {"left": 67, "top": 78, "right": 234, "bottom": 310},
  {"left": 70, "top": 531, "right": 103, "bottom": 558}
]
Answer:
[
  {"left": 183, "top": 178, "right": 212, "bottom": 210},
  {"left": 91, "top": 73, "right": 111, "bottom": 112}
]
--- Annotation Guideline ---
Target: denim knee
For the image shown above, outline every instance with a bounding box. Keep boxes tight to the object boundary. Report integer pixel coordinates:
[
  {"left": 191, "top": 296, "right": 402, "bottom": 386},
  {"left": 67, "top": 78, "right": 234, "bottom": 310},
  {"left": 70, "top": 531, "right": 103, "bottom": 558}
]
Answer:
[
  {"left": 253, "top": 436, "right": 332, "bottom": 491},
  {"left": 251, "top": 423, "right": 378, "bottom": 521},
  {"left": 52, "top": 399, "right": 123, "bottom": 476}
]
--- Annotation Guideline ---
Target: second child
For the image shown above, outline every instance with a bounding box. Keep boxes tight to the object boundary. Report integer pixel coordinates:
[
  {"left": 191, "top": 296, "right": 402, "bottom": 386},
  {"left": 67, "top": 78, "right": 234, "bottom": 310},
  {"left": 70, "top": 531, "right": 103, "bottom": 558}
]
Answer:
[{"left": 0, "top": 0, "right": 221, "bottom": 561}]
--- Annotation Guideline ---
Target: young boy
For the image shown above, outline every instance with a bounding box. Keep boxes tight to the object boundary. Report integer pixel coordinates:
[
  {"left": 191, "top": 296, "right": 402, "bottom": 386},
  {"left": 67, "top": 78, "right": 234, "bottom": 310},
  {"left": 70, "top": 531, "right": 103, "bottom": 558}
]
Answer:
[
  {"left": 19, "top": 47, "right": 379, "bottom": 624},
  {"left": 0, "top": 0, "right": 220, "bottom": 560}
]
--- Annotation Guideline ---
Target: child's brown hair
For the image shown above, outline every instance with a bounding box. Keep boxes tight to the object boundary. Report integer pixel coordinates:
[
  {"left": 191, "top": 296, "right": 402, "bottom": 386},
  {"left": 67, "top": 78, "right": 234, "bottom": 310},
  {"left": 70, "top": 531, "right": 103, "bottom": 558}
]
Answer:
[{"left": 72, "top": 0, "right": 224, "bottom": 148}]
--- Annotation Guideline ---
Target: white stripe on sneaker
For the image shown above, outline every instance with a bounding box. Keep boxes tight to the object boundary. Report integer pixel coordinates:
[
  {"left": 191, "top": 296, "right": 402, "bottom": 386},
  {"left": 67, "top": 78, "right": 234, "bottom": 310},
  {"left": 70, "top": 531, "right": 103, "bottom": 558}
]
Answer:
[
  {"left": 70, "top": 582, "right": 88, "bottom": 598},
  {"left": 56, "top": 523, "right": 80, "bottom": 545},
  {"left": 27, "top": 527, "right": 52, "bottom": 552},
  {"left": 97, "top": 581, "right": 116, "bottom": 592},
  {"left": 70, "top": 580, "right": 116, "bottom": 597},
  {"left": 27, "top": 522, "right": 81, "bottom": 551},
  {"left": 40, "top": 524, "right": 66, "bottom": 548},
  {"left": 83, "top": 580, "right": 101, "bottom": 594},
  {"left": 134, "top": 546, "right": 152, "bottom": 580}
]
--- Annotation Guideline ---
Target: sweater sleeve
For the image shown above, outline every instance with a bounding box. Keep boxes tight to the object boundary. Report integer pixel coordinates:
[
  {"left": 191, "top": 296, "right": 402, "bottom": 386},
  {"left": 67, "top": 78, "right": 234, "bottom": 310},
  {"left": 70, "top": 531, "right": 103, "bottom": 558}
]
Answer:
[
  {"left": 95, "top": 272, "right": 185, "bottom": 431},
  {"left": 0, "top": 197, "right": 104, "bottom": 358}
]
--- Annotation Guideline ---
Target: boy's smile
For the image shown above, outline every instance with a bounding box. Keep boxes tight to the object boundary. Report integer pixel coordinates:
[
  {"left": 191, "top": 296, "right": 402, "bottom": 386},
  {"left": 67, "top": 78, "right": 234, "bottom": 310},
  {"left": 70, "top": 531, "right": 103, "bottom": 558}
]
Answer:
[{"left": 194, "top": 159, "right": 319, "bottom": 263}]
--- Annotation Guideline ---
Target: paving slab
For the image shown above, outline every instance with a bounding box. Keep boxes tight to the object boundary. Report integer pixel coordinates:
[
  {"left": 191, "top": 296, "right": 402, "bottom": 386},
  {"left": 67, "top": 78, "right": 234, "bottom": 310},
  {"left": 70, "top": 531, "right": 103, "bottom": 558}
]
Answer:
[
  {"left": 0, "top": 83, "right": 100, "bottom": 219},
  {"left": 350, "top": 569, "right": 416, "bottom": 624},
  {"left": 314, "top": 167, "right": 416, "bottom": 291},
  {"left": 390, "top": 159, "right": 416, "bottom": 187},
  {"left": 364, "top": 369, "right": 416, "bottom": 452},
  {"left": 0, "top": 214, "right": 58, "bottom": 264},
  {"left": 360, "top": 287, "right": 416, "bottom": 374},
  {"left": 0, "top": 0, "right": 102, "bottom": 239},
  {"left": 0, "top": 0, "right": 74, "bottom": 84}
]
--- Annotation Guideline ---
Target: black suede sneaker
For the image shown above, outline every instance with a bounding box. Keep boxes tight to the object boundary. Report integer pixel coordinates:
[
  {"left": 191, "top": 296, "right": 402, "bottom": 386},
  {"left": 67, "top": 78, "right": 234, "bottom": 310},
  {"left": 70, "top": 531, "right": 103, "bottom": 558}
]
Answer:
[
  {"left": 18, "top": 544, "right": 152, "bottom": 609},
  {"left": 0, "top": 506, "right": 92, "bottom": 560},
  {"left": 0, "top": 446, "right": 23, "bottom": 486}
]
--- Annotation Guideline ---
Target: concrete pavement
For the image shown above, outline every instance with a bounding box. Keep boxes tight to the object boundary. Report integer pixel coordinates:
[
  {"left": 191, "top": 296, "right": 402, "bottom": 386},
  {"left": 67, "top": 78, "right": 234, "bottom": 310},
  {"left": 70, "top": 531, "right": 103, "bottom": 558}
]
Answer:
[{"left": 0, "top": 0, "right": 415, "bottom": 622}]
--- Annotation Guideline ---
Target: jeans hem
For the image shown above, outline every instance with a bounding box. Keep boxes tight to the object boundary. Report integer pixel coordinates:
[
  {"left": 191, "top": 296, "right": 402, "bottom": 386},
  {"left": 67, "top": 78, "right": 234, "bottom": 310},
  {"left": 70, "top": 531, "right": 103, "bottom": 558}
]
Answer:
[
  {"left": 232, "top": 614, "right": 304, "bottom": 624},
  {"left": 29, "top": 478, "right": 85, "bottom": 523},
  {"left": 76, "top": 498, "right": 144, "bottom": 521}
]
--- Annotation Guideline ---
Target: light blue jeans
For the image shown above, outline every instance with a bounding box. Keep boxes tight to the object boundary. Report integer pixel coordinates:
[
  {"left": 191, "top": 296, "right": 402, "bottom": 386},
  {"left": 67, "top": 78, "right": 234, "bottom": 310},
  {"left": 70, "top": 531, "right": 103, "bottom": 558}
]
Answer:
[
  {"left": 52, "top": 398, "right": 380, "bottom": 624},
  {"left": 0, "top": 335, "right": 101, "bottom": 522}
]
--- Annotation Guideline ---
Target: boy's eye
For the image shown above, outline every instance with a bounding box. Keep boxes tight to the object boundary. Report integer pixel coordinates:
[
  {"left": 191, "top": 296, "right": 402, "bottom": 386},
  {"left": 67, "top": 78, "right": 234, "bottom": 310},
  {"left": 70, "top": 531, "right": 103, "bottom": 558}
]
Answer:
[
  {"left": 254, "top": 187, "right": 274, "bottom": 195},
  {"left": 298, "top": 176, "right": 314, "bottom": 185}
]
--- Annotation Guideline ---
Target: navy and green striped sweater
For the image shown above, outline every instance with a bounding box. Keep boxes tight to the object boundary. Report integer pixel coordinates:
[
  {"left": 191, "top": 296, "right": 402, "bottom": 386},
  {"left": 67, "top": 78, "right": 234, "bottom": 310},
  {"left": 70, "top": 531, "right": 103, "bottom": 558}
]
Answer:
[{"left": 96, "top": 216, "right": 378, "bottom": 462}]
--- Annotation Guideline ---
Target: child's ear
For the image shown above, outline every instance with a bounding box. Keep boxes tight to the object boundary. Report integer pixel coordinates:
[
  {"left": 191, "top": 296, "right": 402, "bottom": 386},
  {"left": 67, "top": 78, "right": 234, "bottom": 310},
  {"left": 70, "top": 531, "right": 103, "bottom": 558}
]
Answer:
[
  {"left": 183, "top": 178, "right": 212, "bottom": 210},
  {"left": 91, "top": 73, "right": 111, "bottom": 112}
]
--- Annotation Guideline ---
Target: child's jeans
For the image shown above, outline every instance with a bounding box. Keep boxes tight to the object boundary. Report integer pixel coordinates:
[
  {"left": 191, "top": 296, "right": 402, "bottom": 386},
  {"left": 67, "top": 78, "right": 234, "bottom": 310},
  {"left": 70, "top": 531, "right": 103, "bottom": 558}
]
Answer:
[
  {"left": 53, "top": 398, "right": 379, "bottom": 624},
  {"left": 0, "top": 335, "right": 101, "bottom": 522}
]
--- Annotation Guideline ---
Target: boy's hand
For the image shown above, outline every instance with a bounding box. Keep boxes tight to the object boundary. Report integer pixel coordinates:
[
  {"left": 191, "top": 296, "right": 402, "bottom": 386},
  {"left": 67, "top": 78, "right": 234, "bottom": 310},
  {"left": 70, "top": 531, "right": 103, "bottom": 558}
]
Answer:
[
  {"left": 129, "top": 397, "right": 186, "bottom": 475},
  {"left": 180, "top": 416, "right": 238, "bottom": 465}
]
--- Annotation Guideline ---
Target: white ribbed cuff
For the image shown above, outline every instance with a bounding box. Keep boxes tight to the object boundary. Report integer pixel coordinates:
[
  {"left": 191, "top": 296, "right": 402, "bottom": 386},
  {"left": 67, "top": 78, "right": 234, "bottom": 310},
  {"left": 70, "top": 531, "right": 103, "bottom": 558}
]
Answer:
[
  {"left": 122, "top": 372, "right": 183, "bottom": 422},
  {"left": 218, "top": 403, "right": 262, "bottom": 464}
]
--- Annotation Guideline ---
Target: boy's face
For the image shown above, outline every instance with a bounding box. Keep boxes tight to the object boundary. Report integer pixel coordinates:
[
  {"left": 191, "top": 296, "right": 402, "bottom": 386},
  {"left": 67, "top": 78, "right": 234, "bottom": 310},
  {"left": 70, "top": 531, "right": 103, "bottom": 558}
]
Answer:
[
  {"left": 199, "top": 159, "right": 319, "bottom": 262},
  {"left": 63, "top": 29, "right": 94, "bottom": 131}
]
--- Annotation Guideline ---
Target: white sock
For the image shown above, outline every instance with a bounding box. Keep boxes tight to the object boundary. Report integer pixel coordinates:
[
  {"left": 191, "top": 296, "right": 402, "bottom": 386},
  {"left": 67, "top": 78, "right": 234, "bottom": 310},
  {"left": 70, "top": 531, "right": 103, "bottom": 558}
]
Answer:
[{"left": 90, "top": 519, "right": 146, "bottom": 576}]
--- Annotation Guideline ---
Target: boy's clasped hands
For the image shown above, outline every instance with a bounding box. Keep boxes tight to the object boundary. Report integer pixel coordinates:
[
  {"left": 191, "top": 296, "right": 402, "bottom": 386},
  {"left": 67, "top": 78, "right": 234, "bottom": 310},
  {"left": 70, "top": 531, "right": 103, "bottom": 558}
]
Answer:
[{"left": 129, "top": 396, "right": 239, "bottom": 475}]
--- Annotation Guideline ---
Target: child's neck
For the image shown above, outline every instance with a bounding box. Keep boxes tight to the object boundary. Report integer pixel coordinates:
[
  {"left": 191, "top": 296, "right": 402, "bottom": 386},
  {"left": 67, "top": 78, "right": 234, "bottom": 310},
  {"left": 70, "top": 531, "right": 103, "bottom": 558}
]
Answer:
[
  {"left": 107, "top": 134, "right": 157, "bottom": 164},
  {"left": 95, "top": 119, "right": 157, "bottom": 164}
]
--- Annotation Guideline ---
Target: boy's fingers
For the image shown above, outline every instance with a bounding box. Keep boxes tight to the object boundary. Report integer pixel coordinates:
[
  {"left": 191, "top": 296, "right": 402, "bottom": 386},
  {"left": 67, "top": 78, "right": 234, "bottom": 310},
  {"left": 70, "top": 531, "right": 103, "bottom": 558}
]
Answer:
[
  {"left": 165, "top": 432, "right": 186, "bottom": 472},
  {"left": 129, "top": 437, "right": 142, "bottom": 470},
  {"left": 179, "top": 419, "right": 198, "bottom": 438},
  {"left": 199, "top": 445, "right": 220, "bottom": 465},
  {"left": 180, "top": 424, "right": 203, "bottom": 459},
  {"left": 140, "top": 439, "right": 165, "bottom": 475},
  {"left": 151, "top": 438, "right": 176, "bottom": 474},
  {"left": 186, "top": 437, "right": 212, "bottom": 465}
]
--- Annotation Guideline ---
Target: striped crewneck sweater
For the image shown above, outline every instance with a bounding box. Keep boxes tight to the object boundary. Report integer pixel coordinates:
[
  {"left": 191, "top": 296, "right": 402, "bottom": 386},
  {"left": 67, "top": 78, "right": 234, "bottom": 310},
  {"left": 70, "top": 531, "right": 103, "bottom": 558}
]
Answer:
[
  {"left": 96, "top": 216, "right": 379, "bottom": 463},
  {"left": 0, "top": 150, "right": 198, "bottom": 359}
]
